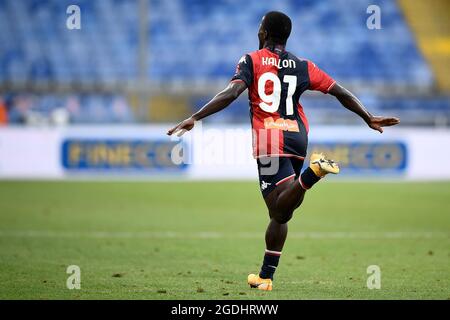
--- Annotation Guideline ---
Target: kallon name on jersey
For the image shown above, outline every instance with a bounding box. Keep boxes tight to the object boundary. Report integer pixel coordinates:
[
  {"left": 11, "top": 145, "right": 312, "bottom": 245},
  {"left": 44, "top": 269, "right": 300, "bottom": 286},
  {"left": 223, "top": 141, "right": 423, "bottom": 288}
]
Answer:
[{"left": 261, "top": 57, "right": 296, "bottom": 69}]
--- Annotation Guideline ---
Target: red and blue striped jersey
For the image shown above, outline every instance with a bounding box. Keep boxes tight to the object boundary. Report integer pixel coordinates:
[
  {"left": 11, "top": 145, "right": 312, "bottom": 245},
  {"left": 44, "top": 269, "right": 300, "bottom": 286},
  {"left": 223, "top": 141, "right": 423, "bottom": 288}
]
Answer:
[{"left": 231, "top": 47, "right": 335, "bottom": 159}]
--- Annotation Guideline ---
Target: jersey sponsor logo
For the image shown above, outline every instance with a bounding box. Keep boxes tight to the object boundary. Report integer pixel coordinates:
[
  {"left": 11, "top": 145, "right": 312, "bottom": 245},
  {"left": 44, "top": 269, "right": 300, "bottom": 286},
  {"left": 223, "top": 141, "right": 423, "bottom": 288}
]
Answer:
[
  {"left": 261, "top": 57, "right": 296, "bottom": 69},
  {"left": 263, "top": 117, "right": 300, "bottom": 132}
]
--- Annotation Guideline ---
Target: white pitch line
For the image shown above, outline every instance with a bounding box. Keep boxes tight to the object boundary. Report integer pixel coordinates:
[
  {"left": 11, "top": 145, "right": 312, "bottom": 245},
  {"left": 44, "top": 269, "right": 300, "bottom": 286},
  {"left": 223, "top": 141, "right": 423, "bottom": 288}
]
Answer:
[{"left": 0, "top": 230, "right": 448, "bottom": 240}]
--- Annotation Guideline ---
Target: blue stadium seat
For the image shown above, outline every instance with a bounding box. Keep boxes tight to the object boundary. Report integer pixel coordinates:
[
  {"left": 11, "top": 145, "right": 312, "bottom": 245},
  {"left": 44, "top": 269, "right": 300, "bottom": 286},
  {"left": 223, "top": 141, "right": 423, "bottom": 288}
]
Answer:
[{"left": 0, "top": 0, "right": 447, "bottom": 124}]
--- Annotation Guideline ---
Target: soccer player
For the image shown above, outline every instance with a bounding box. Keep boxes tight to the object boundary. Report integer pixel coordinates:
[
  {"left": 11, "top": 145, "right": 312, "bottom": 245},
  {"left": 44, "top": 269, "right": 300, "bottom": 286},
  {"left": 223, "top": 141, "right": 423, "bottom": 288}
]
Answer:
[{"left": 167, "top": 11, "right": 399, "bottom": 291}]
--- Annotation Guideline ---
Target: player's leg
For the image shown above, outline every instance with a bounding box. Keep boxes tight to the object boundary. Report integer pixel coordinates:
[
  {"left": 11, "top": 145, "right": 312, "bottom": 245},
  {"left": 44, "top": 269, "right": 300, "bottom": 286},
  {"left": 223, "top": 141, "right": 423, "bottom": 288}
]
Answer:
[
  {"left": 261, "top": 157, "right": 317, "bottom": 223},
  {"left": 248, "top": 155, "right": 340, "bottom": 290},
  {"left": 272, "top": 158, "right": 307, "bottom": 215},
  {"left": 274, "top": 154, "right": 340, "bottom": 214},
  {"left": 253, "top": 159, "right": 306, "bottom": 285},
  {"left": 248, "top": 157, "right": 296, "bottom": 291},
  {"left": 263, "top": 155, "right": 340, "bottom": 253},
  {"left": 264, "top": 209, "right": 288, "bottom": 252},
  {"left": 259, "top": 159, "right": 302, "bottom": 253}
]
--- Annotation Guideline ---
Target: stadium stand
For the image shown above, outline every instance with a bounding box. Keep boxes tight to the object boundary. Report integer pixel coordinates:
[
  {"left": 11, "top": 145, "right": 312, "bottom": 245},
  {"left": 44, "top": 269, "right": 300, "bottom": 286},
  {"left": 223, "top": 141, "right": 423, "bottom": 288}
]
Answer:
[
  {"left": 0, "top": 0, "right": 449, "bottom": 124},
  {"left": 398, "top": 0, "right": 450, "bottom": 92}
]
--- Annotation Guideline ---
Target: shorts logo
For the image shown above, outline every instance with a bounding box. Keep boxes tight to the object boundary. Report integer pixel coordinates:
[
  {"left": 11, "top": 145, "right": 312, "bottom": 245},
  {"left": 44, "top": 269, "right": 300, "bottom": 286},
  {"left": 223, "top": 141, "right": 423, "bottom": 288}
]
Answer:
[
  {"left": 264, "top": 117, "right": 299, "bottom": 132},
  {"left": 261, "top": 181, "right": 271, "bottom": 191}
]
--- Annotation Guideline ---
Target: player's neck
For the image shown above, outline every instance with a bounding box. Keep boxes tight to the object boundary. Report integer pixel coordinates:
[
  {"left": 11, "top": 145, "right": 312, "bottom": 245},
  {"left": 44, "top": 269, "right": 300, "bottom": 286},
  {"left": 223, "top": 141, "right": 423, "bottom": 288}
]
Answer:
[{"left": 263, "top": 41, "right": 285, "bottom": 54}]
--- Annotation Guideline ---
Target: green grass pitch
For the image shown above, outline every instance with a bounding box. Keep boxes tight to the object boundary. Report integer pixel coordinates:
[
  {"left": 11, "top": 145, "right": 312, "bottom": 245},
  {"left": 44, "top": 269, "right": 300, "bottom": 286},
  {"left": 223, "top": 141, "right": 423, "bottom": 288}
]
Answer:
[{"left": 0, "top": 180, "right": 449, "bottom": 300}]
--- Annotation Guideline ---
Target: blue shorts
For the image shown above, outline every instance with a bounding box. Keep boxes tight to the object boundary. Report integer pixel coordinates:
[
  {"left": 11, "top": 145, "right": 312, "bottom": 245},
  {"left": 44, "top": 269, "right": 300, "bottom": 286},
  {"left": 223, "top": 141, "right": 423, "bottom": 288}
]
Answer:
[{"left": 257, "top": 156, "right": 305, "bottom": 197}]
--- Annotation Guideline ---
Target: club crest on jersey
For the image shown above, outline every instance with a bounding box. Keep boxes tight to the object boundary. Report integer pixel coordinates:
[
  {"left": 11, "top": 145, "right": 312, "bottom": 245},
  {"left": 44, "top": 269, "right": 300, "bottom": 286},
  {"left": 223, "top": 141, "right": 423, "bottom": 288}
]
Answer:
[
  {"left": 264, "top": 117, "right": 300, "bottom": 132},
  {"left": 262, "top": 57, "right": 296, "bottom": 69}
]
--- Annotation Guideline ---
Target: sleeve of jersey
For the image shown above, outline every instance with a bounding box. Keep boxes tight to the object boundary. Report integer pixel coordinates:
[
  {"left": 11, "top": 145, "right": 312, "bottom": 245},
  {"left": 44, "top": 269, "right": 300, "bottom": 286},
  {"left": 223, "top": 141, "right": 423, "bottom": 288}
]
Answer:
[
  {"left": 307, "top": 60, "right": 336, "bottom": 93},
  {"left": 230, "top": 54, "right": 253, "bottom": 87}
]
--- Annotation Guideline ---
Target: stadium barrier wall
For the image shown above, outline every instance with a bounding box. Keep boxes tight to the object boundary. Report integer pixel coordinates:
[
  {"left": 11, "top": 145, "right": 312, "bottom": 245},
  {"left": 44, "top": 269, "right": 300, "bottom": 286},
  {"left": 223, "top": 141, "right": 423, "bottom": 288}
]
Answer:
[{"left": 0, "top": 125, "right": 449, "bottom": 180}]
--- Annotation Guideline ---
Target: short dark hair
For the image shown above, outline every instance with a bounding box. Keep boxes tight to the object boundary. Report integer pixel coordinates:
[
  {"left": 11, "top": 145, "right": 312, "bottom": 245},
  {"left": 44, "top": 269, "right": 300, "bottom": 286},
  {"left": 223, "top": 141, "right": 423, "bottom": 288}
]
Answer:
[{"left": 262, "top": 11, "right": 292, "bottom": 45}]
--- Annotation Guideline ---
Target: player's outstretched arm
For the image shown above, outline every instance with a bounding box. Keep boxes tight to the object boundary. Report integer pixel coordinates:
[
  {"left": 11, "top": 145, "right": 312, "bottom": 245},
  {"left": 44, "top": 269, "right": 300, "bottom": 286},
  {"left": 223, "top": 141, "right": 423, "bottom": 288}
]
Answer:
[
  {"left": 328, "top": 83, "right": 400, "bottom": 133},
  {"left": 167, "top": 80, "right": 247, "bottom": 136}
]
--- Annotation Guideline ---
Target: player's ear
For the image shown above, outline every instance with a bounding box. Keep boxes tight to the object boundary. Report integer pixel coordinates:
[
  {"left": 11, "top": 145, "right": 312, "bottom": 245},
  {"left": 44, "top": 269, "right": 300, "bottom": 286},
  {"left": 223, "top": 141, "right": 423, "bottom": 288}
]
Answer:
[{"left": 262, "top": 29, "right": 268, "bottom": 40}]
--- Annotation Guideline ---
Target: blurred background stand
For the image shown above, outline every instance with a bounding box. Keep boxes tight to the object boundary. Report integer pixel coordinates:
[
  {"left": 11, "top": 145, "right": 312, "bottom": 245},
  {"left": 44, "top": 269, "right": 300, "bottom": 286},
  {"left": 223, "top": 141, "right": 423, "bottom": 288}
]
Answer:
[{"left": 0, "top": 0, "right": 448, "bottom": 127}]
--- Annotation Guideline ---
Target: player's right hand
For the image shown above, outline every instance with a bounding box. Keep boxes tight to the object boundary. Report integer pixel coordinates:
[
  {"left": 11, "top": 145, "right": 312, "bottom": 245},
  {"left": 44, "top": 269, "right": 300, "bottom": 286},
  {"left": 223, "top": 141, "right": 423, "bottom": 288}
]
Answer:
[
  {"left": 367, "top": 116, "right": 400, "bottom": 133},
  {"left": 167, "top": 117, "right": 195, "bottom": 137}
]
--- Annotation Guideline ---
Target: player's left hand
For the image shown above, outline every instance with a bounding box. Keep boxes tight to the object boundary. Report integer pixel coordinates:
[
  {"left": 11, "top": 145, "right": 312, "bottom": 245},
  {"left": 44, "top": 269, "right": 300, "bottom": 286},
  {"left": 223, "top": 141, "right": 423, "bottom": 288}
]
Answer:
[
  {"left": 167, "top": 117, "right": 195, "bottom": 137},
  {"left": 367, "top": 116, "right": 400, "bottom": 133}
]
